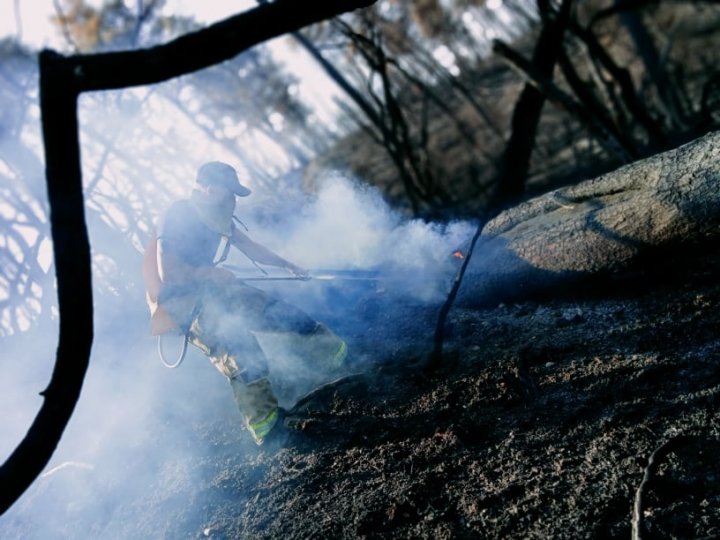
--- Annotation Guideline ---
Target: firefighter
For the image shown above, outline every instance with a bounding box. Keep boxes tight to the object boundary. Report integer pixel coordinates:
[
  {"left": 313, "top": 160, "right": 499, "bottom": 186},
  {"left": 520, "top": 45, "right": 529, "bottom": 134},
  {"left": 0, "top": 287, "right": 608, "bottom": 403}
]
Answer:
[{"left": 146, "top": 161, "right": 347, "bottom": 445}]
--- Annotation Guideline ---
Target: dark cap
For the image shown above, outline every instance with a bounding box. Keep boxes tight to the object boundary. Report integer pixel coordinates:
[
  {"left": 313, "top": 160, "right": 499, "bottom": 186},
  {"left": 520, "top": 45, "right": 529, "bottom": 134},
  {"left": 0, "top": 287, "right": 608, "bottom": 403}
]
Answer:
[{"left": 196, "top": 161, "right": 251, "bottom": 197}]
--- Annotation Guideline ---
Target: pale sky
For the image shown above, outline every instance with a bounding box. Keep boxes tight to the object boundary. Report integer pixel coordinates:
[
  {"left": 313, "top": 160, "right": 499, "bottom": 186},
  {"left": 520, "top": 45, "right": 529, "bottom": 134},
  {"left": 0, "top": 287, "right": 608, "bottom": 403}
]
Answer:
[
  {"left": 0, "top": 0, "right": 344, "bottom": 123},
  {"left": 0, "top": 0, "right": 256, "bottom": 49}
]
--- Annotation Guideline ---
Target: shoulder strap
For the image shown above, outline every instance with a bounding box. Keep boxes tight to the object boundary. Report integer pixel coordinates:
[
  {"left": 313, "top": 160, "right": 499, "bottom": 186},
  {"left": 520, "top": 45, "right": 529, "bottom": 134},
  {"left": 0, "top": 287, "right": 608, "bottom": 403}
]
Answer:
[
  {"left": 214, "top": 235, "right": 232, "bottom": 266},
  {"left": 143, "top": 229, "right": 162, "bottom": 303}
]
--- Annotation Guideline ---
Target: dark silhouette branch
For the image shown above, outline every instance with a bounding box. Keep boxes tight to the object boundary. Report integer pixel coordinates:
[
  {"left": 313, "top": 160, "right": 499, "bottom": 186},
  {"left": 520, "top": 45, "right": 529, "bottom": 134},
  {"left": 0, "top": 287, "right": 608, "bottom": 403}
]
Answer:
[
  {"left": 426, "top": 215, "right": 488, "bottom": 371},
  {"left": 0, "top": 0, "right": 375, "bottom": 515},
  {"left": 620, "top": 6, "right": 678, "bottom": 118},
  {"left": 493, "top": 0, "right": 573, "bottom": 208},
  {"left": 569, "top": 19, "right": 667, "bottom": 151},
  {"left": 47, "top": 0, "right": 374, "bottom": 93},
  {"left": 252, "top": 0, "right": 386, "bottom": 137},
  {"left": 338, "top": 18, "right": 453, "bottom": 214},
  {"left": 557, "top": 48, "right": 635, "bottom": 154},
  {"left": 493, "top": 41, "right": 633, "bottom": 163}
]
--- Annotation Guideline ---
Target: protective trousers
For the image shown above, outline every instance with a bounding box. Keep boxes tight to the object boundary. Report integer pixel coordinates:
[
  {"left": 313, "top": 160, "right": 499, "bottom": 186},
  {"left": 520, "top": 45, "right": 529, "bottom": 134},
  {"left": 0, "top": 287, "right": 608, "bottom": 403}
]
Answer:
[{"left": 175, "top": 279, "right": 347, "bottom": 439}]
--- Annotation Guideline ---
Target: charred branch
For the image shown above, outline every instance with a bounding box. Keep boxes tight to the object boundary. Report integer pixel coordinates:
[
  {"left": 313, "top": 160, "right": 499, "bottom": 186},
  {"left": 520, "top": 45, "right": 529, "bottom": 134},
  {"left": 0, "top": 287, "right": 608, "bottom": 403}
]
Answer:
[
  {"left": 411, "top": 45, "right": 505, "bottom": 141},
  {"left": 426, "top": 216, "right": 486, "bottom": 371},
  {"left": 492, "top": 0, "right": 573, "bottom": 209},
  {"left": 47, "top": 0, "right": 374, "bottom": 93},
  {"left": 616, "top": 2, "right": 688, "bottom": 130},
  {"left": 493, "top": 41, "right": 633, "bottom": 164},
  {"left": 568, "top": 19, "right": 667, "bottom": 151},
  {"left": 338, "top": 19, "right": 441, "bottom": 214},
  {"left": 556, "top": 48, "right": 637, "bottom": 156}
]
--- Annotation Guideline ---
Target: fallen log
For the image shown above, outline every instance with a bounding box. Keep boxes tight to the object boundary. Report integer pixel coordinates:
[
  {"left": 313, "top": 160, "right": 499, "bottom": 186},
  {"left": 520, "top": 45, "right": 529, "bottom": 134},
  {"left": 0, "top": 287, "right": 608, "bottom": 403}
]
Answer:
[{"left": 457, "top": 129, "right": 720, "bottom": 307}]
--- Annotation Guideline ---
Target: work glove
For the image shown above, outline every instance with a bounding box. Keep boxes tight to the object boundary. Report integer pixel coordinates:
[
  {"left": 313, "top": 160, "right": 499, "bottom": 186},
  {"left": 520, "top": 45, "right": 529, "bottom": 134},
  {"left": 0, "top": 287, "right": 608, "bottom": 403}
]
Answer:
[{"left": 286, "top": 263, "right": 310, "bottom": 280}]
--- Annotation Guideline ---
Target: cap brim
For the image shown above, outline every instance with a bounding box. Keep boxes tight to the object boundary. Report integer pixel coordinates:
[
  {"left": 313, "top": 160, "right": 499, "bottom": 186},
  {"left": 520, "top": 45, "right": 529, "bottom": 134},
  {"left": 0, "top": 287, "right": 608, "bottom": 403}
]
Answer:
[{"left": 233, "top": 184, "right": 251, "bottom": 197}]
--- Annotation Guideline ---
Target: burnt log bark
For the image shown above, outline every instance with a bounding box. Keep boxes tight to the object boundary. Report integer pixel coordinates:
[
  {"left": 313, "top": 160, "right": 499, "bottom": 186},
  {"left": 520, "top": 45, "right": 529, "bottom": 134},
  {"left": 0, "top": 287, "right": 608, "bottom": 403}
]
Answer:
[
  {"left": 457, "top": 130, "right": 720, "bottom": 307},
  {"left": 0, "top": 0, "right": 375, "bottom": 515}
]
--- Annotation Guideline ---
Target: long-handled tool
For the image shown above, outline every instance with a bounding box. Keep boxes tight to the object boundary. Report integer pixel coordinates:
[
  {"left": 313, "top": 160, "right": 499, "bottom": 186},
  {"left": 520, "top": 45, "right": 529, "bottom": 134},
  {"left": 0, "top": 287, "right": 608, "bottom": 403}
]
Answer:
[{"left": 221, "top": 264, "right": 382, "bottom": 282}]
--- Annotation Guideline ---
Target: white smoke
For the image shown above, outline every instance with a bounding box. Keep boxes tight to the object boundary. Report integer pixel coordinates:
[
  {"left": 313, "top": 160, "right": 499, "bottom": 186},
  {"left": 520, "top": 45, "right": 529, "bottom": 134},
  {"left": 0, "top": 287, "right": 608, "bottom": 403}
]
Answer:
[
  {"left": 275, "top": 173, "right": 473, "bottom": 273},
  {"left": 233, "top": 173, "right": 474, "bottom": 306}
]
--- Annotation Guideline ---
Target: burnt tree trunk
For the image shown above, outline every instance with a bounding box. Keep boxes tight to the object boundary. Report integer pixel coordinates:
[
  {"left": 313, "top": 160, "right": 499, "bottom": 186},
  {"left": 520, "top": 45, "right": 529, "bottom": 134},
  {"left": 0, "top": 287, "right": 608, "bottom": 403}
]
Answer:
[
  {"left": 0, "top": 0, "right": 375, "bottom": 515},
  {"left": 493, "top": 0, "right": 573, "bottom": 208}
]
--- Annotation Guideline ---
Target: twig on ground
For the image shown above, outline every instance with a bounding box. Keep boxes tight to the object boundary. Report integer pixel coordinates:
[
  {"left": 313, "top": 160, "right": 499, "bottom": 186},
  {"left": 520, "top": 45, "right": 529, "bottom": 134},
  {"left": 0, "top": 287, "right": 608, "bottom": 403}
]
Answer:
[
  {"left": 631, "top": 434, "right": 696, "bottom": 540},
  {"left": 425, "top": 216, "right": 488, "bottom": 371}
]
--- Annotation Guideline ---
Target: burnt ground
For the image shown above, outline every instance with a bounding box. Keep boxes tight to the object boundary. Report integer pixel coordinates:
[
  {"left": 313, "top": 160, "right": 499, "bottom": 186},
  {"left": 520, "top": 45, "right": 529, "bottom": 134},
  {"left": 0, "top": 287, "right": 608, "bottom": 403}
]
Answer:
[
  {"left": 145, "top": 245, "right": 719, "bottom": 538},
  {"left": 5, "top": 245, "right": 719, "bottom": 539}
]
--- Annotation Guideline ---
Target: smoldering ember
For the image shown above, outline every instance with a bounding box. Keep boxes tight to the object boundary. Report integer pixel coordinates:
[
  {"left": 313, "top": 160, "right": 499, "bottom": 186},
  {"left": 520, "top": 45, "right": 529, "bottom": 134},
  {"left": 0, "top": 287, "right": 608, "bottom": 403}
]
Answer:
[{"left": 1, "top": 1, "right": 720, "bottom": 539}]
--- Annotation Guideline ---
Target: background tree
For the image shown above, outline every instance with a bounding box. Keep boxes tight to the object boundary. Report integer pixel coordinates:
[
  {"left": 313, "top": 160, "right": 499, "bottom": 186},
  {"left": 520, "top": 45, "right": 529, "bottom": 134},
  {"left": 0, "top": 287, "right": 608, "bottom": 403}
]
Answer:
[{"left": 302, "top": 1, "right": 720, "bottom": 217}]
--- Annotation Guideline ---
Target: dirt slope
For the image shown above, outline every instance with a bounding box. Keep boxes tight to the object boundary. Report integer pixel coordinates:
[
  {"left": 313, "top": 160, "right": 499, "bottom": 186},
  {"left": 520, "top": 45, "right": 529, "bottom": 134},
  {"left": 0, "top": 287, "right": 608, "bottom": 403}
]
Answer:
[
  {"left": 127, "top": 243, "right": 719, "bottom": 539},
  {"left": 5, "top": 246, "right": 717, "bottom": 539}
]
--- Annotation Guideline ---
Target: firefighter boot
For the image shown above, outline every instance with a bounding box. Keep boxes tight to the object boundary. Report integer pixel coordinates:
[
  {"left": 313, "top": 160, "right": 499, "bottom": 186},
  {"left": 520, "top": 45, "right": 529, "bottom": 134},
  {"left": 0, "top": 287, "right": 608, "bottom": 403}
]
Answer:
[{"left": 229, "top": 376, "right": 281, "bottom": 445}]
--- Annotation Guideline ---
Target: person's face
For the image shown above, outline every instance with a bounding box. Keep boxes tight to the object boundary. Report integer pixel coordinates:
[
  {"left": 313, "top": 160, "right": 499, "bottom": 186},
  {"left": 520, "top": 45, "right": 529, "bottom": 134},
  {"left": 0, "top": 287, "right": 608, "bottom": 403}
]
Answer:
[{"left": 198, "top": 183, "right": 234, "bottom": 206}]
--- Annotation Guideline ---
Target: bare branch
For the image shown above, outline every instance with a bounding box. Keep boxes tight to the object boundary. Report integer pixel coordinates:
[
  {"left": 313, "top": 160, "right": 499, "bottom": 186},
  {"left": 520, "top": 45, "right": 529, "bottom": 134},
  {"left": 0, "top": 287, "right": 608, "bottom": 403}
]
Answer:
[{"left": 493, "top": 40, "right": 633, "bottom": 163}]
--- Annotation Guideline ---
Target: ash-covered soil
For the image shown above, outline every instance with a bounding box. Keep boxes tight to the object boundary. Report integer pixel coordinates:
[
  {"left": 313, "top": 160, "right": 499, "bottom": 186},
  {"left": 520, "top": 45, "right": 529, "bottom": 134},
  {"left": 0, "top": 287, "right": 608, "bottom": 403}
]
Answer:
[
  {"left": 140, "top": 245, "right": 719, "bottom": 539},
  {"left": 8, "top": 247, "right": 719, "bottom": 539}
]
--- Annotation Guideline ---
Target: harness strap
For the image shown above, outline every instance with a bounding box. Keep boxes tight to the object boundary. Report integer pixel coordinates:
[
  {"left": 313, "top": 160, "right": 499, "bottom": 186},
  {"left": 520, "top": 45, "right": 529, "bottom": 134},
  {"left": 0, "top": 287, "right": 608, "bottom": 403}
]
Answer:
[
  {"left": 214, "top": 235, "right": 232, "bottom": 266},
  {"left": 157, "top": 333, "right": 189, "bottom": 369}
]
